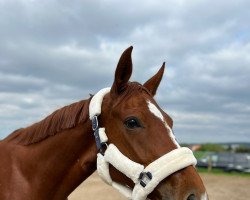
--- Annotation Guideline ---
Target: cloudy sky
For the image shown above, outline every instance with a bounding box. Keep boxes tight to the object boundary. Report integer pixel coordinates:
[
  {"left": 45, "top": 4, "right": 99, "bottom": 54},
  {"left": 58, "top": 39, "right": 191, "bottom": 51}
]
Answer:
[{"left": 0, "top": 0, "right": 249, "bottom": 143}]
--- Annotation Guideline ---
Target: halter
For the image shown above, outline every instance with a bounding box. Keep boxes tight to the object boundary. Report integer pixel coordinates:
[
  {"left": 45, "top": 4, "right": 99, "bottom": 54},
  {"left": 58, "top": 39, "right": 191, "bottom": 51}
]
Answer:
[{"left": 89, "top": 88, "right": 197, "bottom": 200}]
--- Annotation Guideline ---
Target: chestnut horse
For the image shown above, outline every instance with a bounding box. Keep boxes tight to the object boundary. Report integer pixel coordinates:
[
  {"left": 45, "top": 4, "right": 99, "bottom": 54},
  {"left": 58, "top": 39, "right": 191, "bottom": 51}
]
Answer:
[{"left": 0, "top": 47, "right": 207, "bottom": 200}]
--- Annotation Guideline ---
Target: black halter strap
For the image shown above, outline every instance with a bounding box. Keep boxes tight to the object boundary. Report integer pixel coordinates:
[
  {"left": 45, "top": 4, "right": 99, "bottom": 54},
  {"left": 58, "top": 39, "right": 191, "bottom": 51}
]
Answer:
[{"left": 92, "top": 115, "right": 107, "bottom": 155}]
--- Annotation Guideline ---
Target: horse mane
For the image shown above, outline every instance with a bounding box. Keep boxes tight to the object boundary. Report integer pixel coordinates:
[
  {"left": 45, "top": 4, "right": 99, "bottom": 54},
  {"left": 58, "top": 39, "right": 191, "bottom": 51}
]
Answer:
[
  {"left": 6, "top": 98, "right": 91, "bottom": 145},
  {"left": 6, "top": 82, "right": 149, "bottom": 146}
]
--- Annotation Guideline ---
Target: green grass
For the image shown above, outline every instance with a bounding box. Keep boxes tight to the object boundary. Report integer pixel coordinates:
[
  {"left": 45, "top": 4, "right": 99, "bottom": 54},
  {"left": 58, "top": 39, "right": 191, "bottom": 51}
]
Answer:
[{"left": 193, "top": 151, "right": 208, "bottom": 159}]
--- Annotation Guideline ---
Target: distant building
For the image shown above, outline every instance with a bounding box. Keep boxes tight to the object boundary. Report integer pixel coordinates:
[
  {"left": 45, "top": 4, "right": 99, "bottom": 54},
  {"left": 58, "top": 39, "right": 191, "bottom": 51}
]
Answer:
[{"left": 197, "top": 152, "right": 250, "bottom": 173}]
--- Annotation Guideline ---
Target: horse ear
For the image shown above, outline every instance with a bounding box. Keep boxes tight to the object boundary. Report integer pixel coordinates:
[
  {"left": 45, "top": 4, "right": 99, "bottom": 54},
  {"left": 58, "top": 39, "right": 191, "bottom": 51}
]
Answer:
[
  {"left": 110, "top": 46, "right": 133, "bottom": 98},
  {"left": 143, "top": 62, "right": 165, "bottom": 96}
]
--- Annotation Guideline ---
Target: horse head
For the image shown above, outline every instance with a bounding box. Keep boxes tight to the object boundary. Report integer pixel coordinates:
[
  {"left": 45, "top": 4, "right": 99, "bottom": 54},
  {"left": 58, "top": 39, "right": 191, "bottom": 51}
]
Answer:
[{"left": 90, "top": 47, "right": 207, "bottom": 200}]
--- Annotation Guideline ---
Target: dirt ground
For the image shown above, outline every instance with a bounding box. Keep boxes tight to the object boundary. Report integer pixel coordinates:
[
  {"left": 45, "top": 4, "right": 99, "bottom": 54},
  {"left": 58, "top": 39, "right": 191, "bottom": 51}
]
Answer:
[{"left": 68, "top": 172, "right": 250, "bottom": 200}]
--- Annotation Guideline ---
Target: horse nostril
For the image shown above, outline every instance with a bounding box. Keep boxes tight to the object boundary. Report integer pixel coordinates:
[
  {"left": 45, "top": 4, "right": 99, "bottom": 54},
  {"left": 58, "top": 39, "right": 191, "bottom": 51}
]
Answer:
[{"left": 187, "top": 194, "right": 196, "bottom": 200}]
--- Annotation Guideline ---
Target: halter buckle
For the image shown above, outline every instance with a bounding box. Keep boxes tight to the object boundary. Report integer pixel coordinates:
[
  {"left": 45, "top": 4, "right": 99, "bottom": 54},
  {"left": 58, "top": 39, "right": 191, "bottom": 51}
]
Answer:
[
  {"left": 92, "top": 115, "right": 108, "bottom": 155},
  {"left": 92, "top": 115, "right": 99, "bottom": 131},
  {"left": 139, "top": 172, "right": 152, "bottom": 187}
]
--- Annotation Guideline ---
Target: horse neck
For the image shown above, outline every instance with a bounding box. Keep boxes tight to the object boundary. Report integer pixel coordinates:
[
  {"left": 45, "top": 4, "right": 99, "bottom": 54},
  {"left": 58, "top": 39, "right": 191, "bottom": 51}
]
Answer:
[{"left": 20, "top": 121, "right": 97, "bottom": 199}]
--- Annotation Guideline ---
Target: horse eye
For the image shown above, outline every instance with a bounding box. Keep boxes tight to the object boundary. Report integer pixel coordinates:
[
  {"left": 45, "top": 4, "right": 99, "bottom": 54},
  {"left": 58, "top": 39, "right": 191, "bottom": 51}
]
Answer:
[{"left": 124, "top": 117, "right": 142, "bottom": 129}]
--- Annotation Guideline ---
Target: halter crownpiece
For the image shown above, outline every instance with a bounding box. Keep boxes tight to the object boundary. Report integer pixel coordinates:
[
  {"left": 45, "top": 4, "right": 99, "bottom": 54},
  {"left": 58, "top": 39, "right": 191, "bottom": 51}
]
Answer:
[{"left": 89, "top": 87, "right": 197, "bottom": 200}]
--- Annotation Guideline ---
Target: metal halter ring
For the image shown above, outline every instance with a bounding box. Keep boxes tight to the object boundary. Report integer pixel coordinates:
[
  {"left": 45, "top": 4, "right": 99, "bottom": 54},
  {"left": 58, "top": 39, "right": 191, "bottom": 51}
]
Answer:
[{"left": 99, "top": 142, "right": 108, "bottom": 155}]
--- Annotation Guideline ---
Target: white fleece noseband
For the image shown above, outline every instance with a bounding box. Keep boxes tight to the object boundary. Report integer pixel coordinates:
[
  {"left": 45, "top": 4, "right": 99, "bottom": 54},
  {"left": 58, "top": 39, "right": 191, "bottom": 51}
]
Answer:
[{"left": 89, "top": 88, "right": 197, "bottom": 200}]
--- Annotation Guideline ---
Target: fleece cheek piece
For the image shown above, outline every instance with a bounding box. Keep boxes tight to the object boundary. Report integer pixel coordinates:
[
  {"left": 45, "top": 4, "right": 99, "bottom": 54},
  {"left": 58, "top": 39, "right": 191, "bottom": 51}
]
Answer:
[
  {"left": 105, "top": 144, "right": 144, "bottom": 183},
  {"left": 89, "top": 87, "right": 111, "bottom": 120},
  {"left": 132, "top": 148, "right": 197, "bottom": 200},
  {"left": 89, "top": 88, "right": 197, "bottom": 200}
]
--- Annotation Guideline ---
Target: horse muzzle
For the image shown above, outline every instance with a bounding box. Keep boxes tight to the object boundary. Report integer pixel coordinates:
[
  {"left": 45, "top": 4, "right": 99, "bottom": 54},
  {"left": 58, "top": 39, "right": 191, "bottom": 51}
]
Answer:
[{"left": 148, "top": 166, "right": 208, "bottom": 200}]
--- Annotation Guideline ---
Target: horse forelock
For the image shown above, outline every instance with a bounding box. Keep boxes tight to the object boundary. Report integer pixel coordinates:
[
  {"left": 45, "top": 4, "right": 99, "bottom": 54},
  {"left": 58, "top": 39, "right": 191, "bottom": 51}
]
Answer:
[
  {"left": 6, "top": 98, "right": 91, "bottom": 145},
  {"left": 112, "top": 82, "right": 152, "bottom": 107}
]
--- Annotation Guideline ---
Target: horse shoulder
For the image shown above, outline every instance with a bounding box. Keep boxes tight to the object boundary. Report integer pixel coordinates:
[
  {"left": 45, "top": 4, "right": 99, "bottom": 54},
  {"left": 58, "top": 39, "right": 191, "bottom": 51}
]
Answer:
[{"left": 0, "top": 142, "right": 32, "bottom": 199}]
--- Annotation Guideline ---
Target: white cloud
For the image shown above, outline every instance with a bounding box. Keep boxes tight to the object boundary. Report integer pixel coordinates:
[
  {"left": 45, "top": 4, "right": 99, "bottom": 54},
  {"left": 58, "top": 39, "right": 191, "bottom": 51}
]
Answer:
[{"left": 0, "top": 0, "right": 250, "bottom": 143}]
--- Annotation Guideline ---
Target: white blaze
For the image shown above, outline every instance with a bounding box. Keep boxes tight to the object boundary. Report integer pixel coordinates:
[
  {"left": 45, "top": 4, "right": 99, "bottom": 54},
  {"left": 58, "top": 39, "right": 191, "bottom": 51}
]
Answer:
[
  {"left": 147, "top": 100, "right": 180, "bottom": 148},
  {"left": 201, "top": 192, "right": 208, "bottom": 200}
]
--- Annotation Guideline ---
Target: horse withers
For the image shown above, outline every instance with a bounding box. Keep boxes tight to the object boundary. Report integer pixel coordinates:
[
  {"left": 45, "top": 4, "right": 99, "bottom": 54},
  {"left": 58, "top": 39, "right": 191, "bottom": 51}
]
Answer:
[{"left": 0, "top": 47, "right": 208, "bottom": 200}]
